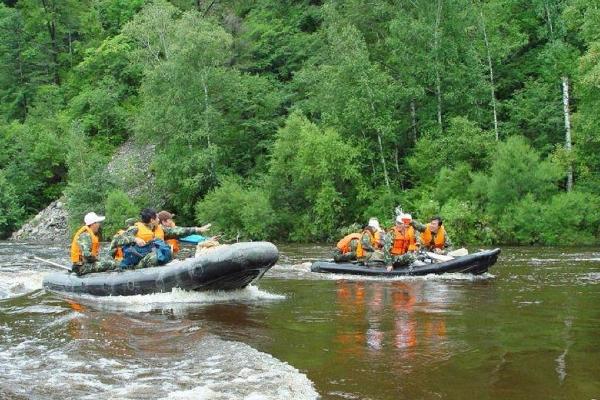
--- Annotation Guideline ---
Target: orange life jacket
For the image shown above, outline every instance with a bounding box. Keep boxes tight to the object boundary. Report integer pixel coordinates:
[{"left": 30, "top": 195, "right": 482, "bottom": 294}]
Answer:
[
  {"left": 166, "top": 238, "right": 180, "bottom": 255},
  {"left": 70, "top": 225, "right": 100, "bottom": 264},
  {"left": 420, "top": 225, "right": 446, "bottom": 250},
  {"left": 356, "top": 230, "right": 379, "bottom": 258},
  {"left": 113, "top": 229, "right": 125, "bottom": 261},
  {"left": 134, "top": 222, "right": 164, "bottom": 242},
  {"left": 391, "top": 226, "right": 417, "bottom": 255},
  {"left": 336, "top": 233, "right": 362, "bottom": 254}
]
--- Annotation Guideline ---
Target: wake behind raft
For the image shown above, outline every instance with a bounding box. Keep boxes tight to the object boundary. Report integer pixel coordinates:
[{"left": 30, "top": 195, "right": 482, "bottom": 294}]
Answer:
[
  {"left": 311, "top": 248, "right": 501, "bottom": 277},
  {"left": 43, "top": 242, "right": 279, "bottom": 296}
]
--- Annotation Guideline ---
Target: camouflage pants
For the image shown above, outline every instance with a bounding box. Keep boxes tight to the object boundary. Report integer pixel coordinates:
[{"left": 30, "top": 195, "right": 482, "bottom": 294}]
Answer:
[
  {"left": 131, "top": 252, "right": 159, "bottom": 269},
  {"left": 358, "top": 250, "right": 386, "bottom": 267},
  {"left": 391, "top": 253, "right": 416, "bottom": 269},
  {"left": 333, "top": 249, "right": 357, "bottom": 263},
  {"left": 73, "top": 259, "right": 119, "bottom": 276}
]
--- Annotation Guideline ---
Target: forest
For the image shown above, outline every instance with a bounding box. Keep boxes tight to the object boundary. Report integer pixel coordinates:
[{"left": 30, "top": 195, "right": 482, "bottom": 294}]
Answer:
[{"left": 1, "top": 0, "right": 600, "bottom": 245}]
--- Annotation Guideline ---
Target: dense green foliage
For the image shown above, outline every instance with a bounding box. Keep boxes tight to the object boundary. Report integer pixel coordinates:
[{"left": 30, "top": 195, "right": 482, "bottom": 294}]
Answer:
[{"left": 2, "top": 0, "right": 600, "bottom": 245}]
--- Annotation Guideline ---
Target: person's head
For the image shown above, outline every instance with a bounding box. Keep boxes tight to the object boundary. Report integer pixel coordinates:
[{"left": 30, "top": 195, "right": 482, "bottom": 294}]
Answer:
[
  {"left": 84, "top": 212, "right": 105, "bottom": 233},
  {"left": 368, "top": 217, "right": 381, "bottom": 231},
  {"left": 157, "top": 210, "right": 175, "bottom": 227},
  {"left": 140, "top": 208, "right": 158, "bottom": 225},
  {"left": 429, "top": 216, "right": 443, "bottom": 233},
  {"left": 124, "top": 217, "right": 137, "bottom": 227},
  {"left": 395, "top": 214, "right": 409, "bottom": 231}
]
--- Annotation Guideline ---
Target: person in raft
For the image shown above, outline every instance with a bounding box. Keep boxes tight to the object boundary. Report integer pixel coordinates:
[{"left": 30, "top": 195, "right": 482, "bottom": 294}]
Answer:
[
  {"left": 356, "top": 218, "right": 386, "bottom": 266},
  {"left": 70, "top": 212, "right": 119, "bottom": 275},
  {"left": 333, "top": 230, "right": 362, "bottom": 262},
  {"left": 411, "top": 216, "right": 453, "bottom": 255},
  {"left": 157, "top": 210, "right": 220, "bottom": 258},
  {"left": 113, "top": 208, "right": 211, "bottom": 269},
  {"left": 386, "top": 213, "right": 418, "bottom": 271}
]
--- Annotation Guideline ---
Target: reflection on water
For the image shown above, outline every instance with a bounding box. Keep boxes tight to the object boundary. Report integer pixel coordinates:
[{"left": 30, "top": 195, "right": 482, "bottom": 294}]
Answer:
[{"left": 1, "top": 243, "right": 600, "bottom": 399}]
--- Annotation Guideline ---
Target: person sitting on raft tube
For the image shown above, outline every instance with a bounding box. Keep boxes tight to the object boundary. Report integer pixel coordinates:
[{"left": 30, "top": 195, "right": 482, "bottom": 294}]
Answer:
[
  {"left": 70, "top": 212, "right": 120, "bottom": 276},
  {"left": 333, "top": 231, "right": 362, "bottom": 262},
  {"left": 158, "top": 210, "right": 221, "bottom": 257},
  {"left": 411, "top": 215, "right": 453, "bottom": 254},
  {"left": 356, "top": 218, "right": 386, "bottom": 266},
  {"left": 386, "top": 213, "right": 417, "bottom": 271},
  {"left": 113, "top": 208, "right": 211, "bottom": 269}
]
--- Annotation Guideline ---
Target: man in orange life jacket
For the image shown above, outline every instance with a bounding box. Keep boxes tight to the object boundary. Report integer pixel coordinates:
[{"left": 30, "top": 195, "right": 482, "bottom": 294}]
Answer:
[
  {"left": 356, "top": 218, "right": 386, "bottom": 266},
  {"left": 114, "top": 208, "right": 211, "bottom": 269},
  {"left": 70, "top": 212, "right": 119, "bottom": 275},
  {"left": 386, "top": 213, "right": 417, "bottom": 271},
  {"left": 411, "top": 215, "right": 453, "bottom": 254},
  {"left": 333, "top": 231, "right": 362, "bottom": 262}
]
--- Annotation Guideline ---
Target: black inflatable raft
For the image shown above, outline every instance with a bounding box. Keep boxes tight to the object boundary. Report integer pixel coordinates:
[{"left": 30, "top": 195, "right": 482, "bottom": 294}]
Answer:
[
  {"left": 311, "top": 248, "right": 501, "bottom": 277},
  {"left": 43, "top": 242, "right": 278, "bottom": 296}
]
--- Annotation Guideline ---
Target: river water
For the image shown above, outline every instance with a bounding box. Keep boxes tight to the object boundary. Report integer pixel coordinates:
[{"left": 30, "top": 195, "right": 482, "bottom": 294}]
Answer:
[{"left": 1, "top": 242, "right": 599, "bottom": 399}]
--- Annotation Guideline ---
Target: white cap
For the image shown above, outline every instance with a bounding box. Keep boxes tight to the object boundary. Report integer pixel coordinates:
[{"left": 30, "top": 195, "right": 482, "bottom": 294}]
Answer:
[
  {"left": 368, "top": 217, "right": 381, "bottom": 230},
  {"left": 84, "top": 212, "right": 105, "bottom": 226},
  {"left": 396, "top": 213, "right": 412, "bottom": 223}
]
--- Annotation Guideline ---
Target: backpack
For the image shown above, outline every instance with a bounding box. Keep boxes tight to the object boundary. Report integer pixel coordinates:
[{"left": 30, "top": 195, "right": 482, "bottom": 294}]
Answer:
[{"left": 120, "top": 239, "right": 172, "bottom": 268}]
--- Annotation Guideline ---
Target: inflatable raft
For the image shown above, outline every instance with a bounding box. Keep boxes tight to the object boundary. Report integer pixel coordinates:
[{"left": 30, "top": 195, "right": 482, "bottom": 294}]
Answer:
[
  {"left": 311, "top": 248, "right": 500, "bottom": 277},
  {"left": 43, "top": 242, "right": 278, "bottom": 296}
]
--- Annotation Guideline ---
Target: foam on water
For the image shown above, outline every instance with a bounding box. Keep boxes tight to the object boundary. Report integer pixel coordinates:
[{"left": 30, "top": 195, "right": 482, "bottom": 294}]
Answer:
[
  {"left": 0, "top": 331, "right": 318, "bottom": 400},
  {"left": 65, "top": 285, "right": 286, "bottom": 313},
  {"left": 0, "top": 268, "right": 45, "bottom": 300}
]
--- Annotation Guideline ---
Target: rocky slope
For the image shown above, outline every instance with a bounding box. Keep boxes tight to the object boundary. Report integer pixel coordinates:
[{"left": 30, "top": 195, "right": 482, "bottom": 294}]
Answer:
[{"left": 10, "top": 140, "right": 161, "bottom": 242}]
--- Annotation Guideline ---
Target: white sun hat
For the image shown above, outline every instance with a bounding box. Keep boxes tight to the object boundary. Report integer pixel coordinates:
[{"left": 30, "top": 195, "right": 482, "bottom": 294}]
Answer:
[{"left": 84, "top": 212, "right": 106, "bottom": 226}]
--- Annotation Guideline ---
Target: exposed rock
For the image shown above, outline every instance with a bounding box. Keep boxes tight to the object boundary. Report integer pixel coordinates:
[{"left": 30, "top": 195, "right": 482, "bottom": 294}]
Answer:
[
  {"left": 11, "top": 139, "right": 166, "bottom": 242},
  {"left": 11, "top": 198, "right": 69, "bottom": 242}
]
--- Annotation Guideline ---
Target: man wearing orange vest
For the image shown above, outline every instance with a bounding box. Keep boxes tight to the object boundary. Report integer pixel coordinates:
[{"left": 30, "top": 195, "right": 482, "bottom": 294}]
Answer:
[
  {"left": 411, "top": 215, "right": 452, "bottom": 254},
  {"left": 70, "top": 212, "right": 119, "bottom": 275},
  {"left": 356, "top": 218, "right": 386, "bottom": 266},
  {"left": 386, "top": 213, "right": 417, "bottom": 271},
  {"left": 333, "top": 232, "right": 362, "bottom": 262},
  {"left": 114, "top": 208, "right": 211, "bottom": 269}
]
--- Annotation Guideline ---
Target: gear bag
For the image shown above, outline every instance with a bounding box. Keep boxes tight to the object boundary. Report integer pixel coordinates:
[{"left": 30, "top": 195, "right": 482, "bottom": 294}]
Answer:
[{"left": 120, "top": 239, "right": 172, "bottom": 268}]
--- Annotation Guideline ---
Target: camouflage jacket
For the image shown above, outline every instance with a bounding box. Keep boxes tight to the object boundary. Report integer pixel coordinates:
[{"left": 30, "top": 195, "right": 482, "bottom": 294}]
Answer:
[
  {"left": 76, "top": 232, "right": 97, "bottom": 263},
  {"left": 111, "top": 223, "right": 199, "bottom": 247}
]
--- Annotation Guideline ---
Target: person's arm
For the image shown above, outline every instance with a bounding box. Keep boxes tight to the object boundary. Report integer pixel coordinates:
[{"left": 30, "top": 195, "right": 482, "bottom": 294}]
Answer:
[
  {"left": 77, "top": 232, "right": 96, "bottom": 263},
  {"left": 113, "top": 226, "right": 139, "bottom": 247},
  {"left": 360, "top": 233, "right": 375, "bottom": 252},
  {"left": 410, "top": 220, "right": 427, "bottom": 233},
  {"left": 443, "top": 231, "right": 453, "bottom": 251},
  {"left": 163, "top": 226, "right": 205, "bottom": 239}
]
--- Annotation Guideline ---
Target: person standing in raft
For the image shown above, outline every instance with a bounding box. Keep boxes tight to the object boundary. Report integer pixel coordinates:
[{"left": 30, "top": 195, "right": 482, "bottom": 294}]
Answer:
[
  {"left": 386, "top": 213, "right": 417, "bottom": 271},
  {"left": 356, "top": 218, "right": 386, "bottom": 266},
  {"left": 411, "top": 216, "right": 453, "bottom": 254},
  {"left": 333, "top": 231, "right": 362, "bottom": 262},
  {"left": 70, "top": 212, "right": 119, "bottom": 275},
  {"left": 113, "top": 208, "right": 211, "bottom": 269}
]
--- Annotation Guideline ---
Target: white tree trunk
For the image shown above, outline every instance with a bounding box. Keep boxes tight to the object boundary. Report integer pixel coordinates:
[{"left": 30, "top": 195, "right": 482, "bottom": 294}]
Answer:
[
  {"left": 434, "top": 0, "right": 443, "bottom": 131},
  {"left": 410, "top": 99, "right": 418, "bottom": 142},
  {"left": 479, "top": 9, "right": 499, "bottom": 140},
  {"left": 562, "top": 76, "right": 573, "bottom": 192}
]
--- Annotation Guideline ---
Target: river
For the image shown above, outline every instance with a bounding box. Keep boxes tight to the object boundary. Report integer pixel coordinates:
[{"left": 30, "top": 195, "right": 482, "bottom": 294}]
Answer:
[{"left": 1, "top": 242, "right": 599, "bottom": 399}]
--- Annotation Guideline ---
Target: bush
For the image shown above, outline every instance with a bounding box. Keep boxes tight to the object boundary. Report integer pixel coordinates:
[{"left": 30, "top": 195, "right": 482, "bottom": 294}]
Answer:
[
  {"left": 103, "top": 189, "right": 138, "bottom": 237},
  {"left": 0, "top": 172, "right": 24, "bottom": 238},
  {"left": 196, "top": 176, "right": 275, "bottom": 241},
  {"left": 440, "top": 198, "right": 495, "bottom": 246}
]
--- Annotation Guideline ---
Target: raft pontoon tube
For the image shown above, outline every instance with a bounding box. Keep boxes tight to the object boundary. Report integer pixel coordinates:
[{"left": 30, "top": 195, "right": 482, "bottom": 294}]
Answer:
[
  {"left": 43, "top": 242, "right": 278, "bottom": 296},
  {"left": 311, "top": 248, "right": 500, "bottom": 277}
]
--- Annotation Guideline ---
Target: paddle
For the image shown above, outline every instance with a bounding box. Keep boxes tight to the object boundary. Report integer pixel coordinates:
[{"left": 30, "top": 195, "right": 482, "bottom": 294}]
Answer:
[
  {"left": 425, "top": 247, "right": 469, "bottom": 262},
  {"left": 26, "top": 255, "right": 71, "bottom": 271}
]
